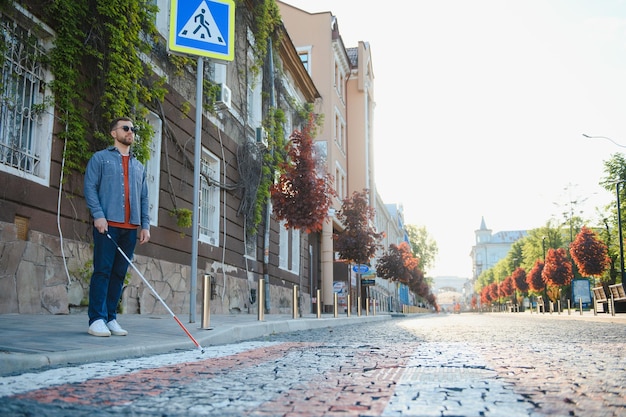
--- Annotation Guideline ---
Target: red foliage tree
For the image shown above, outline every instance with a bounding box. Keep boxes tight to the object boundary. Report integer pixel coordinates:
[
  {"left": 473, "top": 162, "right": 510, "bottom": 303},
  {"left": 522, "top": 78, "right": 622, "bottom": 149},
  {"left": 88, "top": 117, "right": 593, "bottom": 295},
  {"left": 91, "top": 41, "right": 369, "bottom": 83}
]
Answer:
[
  {"left": 527, "top": 259, "right": 545, "bottom": 292},
  {"left": 334, "top": 190, "right": 384, "bottom": 265},
  {"left": 542, "top": 248, "right": 573, "bottom": 287},
  {"left": 500, "top": 276, "right": 514, "bottom": 297},
  {"left": 271, "top": 116, "right": 334, "bottom": 232},
  {"left": 511, "top": 267, "right": 528, "bottom": 292},
  {"left": 376, "top": 242, "right": 418, "bottom": 283},
  {"left": 481, "top": 286, "right": 491, "bottom": 305},
  {"left": 375, "top": 241, "right": 437, "bottom": 309},
  {"left": 570, "top": 226, "right": 610, "bottom": 277},
  {"left": 425, "top": 293, "right": 439, "bottom": 311},
  {"left": 488, "top": 282, "right": 499, "bottom": 302}
]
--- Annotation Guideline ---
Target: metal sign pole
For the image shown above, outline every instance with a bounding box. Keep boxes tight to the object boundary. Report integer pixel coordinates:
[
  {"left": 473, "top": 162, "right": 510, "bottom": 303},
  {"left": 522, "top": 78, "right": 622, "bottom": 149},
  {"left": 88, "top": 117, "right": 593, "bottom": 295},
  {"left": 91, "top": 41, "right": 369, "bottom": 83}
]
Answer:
[
  {"left": 168, "top": 1, "right": 234, "bottom": 324},
  {"left": 189, "top": 56, "right": 204, "bottom": 323}
]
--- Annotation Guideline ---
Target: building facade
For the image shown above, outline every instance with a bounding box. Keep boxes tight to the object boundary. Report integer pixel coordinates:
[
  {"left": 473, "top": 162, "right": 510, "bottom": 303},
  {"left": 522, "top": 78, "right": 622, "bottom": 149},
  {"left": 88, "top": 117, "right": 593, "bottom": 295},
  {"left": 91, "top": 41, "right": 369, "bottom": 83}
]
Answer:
[
  {"left": 279, "top": 2, "right": 412, "bottom": 312},
  {"left": 470, "top": 217, "right": 527, "bottom": 280},
  {"left": 1, "top": 0, "right": 425, "bottom": 316},
  {"left": 0, "top": 0, "right": 320, "bottom": 316}
]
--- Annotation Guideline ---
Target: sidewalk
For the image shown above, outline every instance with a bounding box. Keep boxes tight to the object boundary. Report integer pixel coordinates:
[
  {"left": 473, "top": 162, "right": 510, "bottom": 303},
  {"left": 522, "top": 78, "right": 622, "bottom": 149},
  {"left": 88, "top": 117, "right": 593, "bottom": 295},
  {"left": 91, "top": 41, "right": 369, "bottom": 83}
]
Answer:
[{"left": 0, "top": 311, "right": 392, "bottom": 376}]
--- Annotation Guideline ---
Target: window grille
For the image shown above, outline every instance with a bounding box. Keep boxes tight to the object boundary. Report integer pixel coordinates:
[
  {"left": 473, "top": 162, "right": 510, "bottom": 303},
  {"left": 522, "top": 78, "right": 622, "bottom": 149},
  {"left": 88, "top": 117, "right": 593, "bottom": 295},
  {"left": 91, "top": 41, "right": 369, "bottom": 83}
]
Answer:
[
  {"left": 0, "top": 12, "right": 53, "bottom": 185},
  {"left": 199, "top": 148, "right": 220, "bottom": 245}
]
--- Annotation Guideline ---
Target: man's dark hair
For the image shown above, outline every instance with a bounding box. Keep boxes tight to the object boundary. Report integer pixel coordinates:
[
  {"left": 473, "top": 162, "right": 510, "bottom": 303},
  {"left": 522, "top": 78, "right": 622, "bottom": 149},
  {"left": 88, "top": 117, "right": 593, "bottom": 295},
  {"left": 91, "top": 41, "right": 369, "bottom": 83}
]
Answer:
[{"left": 109, "top": 117, "right": 134, "bottom": 132}]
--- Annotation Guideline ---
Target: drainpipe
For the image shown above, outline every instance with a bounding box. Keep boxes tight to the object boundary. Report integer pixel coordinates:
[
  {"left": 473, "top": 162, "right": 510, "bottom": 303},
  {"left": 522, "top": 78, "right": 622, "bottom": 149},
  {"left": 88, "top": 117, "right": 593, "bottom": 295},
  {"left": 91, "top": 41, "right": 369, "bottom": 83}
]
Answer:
[{"left": 262, "top": 37, "right": 275, "bottom": 313}]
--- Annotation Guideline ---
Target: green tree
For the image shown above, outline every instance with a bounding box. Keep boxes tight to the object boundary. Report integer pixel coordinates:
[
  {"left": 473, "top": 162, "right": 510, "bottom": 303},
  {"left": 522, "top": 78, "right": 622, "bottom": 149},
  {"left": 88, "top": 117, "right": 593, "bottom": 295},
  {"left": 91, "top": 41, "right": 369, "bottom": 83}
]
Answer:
[
  {"left": 600, "top": 217, "right": 618, "bottom": 284},
  {"left": 507, "top": 240, "right": 525, "bottom": 271},
  {"left": 521, "top": 223, "right": 565, "bottom": 272},
  {"left": 475, "top": 268, "right": 495, "bottom": 294},
  {"left": 406, "top": 225, "right": 438, "bottom": 274},
  {"left": 491, "top": 259, "right": 509, "bottom": 285},
  {"left": 600, "top": 153, "right": 626, "bottom": 284}
]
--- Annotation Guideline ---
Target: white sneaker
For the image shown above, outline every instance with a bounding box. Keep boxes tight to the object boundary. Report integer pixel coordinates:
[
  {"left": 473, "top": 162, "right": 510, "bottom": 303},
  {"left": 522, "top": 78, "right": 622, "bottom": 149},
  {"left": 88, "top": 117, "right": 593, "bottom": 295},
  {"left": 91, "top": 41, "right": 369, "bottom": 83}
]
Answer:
[
  {"left": 88, "top": 319, "right": 111, "bottom": 337},
  {"left": 106, "top": 319, "right": 128, "bottom": 336}
]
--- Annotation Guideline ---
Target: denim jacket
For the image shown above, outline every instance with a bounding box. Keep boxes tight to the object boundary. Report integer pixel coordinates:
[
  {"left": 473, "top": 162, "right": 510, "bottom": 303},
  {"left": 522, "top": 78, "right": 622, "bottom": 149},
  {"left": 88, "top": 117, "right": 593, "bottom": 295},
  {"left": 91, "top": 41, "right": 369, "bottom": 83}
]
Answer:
[{"left": 84, "top": 146, "right": 150, "bottom": 230}]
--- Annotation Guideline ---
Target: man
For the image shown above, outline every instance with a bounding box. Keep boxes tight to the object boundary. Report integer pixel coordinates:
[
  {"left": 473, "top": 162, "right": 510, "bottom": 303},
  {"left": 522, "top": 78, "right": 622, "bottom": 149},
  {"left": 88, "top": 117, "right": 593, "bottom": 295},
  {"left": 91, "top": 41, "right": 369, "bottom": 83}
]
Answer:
[{"left": 84, "top": 117, "right": 151, "bottom": 337}]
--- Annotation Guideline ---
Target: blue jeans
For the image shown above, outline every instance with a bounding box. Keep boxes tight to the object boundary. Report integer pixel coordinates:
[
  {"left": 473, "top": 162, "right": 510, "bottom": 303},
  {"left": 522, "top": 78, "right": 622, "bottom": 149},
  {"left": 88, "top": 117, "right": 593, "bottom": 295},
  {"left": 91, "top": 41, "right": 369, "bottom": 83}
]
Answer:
[{"left": 88, "top": 227, "right": 137, "bottom": 325}]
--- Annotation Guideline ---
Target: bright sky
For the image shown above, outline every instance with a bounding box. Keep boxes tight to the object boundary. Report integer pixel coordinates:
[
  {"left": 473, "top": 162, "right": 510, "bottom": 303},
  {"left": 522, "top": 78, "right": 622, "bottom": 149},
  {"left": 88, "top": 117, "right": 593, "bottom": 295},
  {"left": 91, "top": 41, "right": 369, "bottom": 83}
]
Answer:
[{"left": 283, "top": 0, "right": 626, "bottom": 278}]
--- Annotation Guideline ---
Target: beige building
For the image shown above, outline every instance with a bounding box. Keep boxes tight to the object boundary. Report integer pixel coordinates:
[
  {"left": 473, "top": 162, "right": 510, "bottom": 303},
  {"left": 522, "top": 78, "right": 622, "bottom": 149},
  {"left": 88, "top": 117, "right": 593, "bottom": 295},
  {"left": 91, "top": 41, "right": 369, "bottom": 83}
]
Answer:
[
  {"left": 279, "top": 3, "right": 349, "bottom": 311},
  {"left": 279, "top": 2, "right": 411, "bottom": 313},
  {"left": 279, "top": 2, "right": 381, "bottom": 311}
]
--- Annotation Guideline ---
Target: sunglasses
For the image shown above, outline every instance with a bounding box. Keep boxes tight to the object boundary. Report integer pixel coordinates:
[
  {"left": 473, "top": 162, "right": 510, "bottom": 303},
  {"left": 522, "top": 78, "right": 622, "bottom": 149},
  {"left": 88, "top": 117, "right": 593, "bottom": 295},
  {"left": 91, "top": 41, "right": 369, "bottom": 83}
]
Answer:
[{"left": 116, "top": 125, "right": 139, "bottom": 133}]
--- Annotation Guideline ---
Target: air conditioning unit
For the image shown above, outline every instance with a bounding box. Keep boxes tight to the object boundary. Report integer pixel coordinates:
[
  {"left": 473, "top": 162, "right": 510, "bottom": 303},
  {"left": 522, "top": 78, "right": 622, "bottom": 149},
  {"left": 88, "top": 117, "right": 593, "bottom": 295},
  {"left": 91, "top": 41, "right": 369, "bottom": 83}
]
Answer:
[
  {"left": 216, "top": 83, "right": 231, "bottom": 109},
  {"left": 255, "top": 127, "right": 268, "bottom": 148}
]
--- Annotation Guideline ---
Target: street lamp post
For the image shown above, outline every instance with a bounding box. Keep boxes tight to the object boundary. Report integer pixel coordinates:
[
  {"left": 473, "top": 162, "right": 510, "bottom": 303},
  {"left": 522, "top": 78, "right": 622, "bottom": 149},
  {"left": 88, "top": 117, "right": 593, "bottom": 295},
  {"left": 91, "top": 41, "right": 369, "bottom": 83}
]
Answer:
[
  {"left": 582, "top": 134, "right": 626, "bottom": 148},
  {"left": 615, "top": 181, "right": 625, "bottom": 283}
]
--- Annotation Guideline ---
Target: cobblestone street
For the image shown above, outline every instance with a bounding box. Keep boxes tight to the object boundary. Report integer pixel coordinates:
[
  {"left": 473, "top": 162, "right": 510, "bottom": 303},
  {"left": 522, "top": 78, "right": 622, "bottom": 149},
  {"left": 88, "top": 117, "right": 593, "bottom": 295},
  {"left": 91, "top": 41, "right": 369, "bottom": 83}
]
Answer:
[{"left": 0, "top": 313, "right": 624, "bottom": 416}]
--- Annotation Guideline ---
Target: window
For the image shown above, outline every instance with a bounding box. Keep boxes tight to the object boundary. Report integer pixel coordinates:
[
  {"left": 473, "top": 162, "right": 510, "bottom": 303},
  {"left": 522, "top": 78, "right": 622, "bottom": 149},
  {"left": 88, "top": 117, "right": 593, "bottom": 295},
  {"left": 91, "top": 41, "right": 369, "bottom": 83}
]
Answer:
[
  {"left": 279, "top": 220, "right": 300, "bottom": 274},
  {"left": 335, "top": 163, "right": 346, "bottom": 200},
  {"left": 279, "top": 225, "right": 288, "bottom": 270},
  {"left": 0, "top": 10, "right": 54, "bottom": 186},
  {"left": 199, "top": 147, "right": 220, "bottom": 246},
  {"left": 298, "top": 48, "right": 311, "bottom": 73},
  {"left": 334, "top": 59, "right": 344, "bottom": 99},
  {"left": 153, "top": 0, "right": 169, "bottom": 37},
  {"left": 334, "top": 110, "right": 345, "bottom": 151},
  {"left": 246, "top": 50, "right": 262, "bottom": 127},
  {"left": 299, "top": 52, "right": 309, "bottom": 72},
  {"left": 144, "top": 111, "right": 162, "bottom": 226},
  {"left": 313, "top": 141, "right": 327, "bottom": 177},
  {"left": 245, "top": 231, "right": 257, "bottom": 259}
]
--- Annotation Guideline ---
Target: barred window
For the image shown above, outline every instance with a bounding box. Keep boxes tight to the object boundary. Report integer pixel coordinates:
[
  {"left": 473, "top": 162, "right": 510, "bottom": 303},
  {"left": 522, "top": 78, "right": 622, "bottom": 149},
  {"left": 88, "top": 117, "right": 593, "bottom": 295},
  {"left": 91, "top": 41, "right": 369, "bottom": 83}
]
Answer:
[
  {"left": 279, "top": 220, "right": 300, "bottom": 274},
  {"left": 0, "top": 9, "right": 54, "bottom": 185},
  {"left": 199, "top": 147, "right": 220, "bottom": 246}
]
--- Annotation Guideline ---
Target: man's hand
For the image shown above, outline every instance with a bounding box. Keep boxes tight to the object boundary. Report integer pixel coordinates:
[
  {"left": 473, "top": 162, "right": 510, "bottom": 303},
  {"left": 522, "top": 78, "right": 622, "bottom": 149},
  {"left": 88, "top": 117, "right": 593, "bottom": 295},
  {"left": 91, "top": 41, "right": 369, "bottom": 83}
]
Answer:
[
  {"left": 94, "top": 218, "right": 108, "bottom": 234},
  {"left": 139, "top": 228, "right": 150, "bottom": 245}
]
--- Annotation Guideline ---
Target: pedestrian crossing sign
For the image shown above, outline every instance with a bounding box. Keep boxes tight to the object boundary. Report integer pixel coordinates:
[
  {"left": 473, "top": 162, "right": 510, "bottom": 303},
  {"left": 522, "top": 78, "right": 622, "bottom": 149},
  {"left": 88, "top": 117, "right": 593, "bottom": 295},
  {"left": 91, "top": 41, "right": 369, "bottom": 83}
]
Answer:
[{"left": 169, "top": 0, "right": 235, "bottom": 61}]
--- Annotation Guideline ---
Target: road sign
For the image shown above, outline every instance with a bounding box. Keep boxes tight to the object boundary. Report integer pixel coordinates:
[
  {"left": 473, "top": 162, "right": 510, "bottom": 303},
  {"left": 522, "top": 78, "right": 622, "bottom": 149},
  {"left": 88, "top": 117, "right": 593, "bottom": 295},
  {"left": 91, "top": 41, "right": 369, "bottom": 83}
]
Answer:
[
  {"left": 169, "top": 0, "right": 235, "bottom": 61},
  {"left": 361, "top": 279, "right": 375, "bottom": 286},
  {"left": 352, "top": 264, "right": 369, "bottom": 274}
]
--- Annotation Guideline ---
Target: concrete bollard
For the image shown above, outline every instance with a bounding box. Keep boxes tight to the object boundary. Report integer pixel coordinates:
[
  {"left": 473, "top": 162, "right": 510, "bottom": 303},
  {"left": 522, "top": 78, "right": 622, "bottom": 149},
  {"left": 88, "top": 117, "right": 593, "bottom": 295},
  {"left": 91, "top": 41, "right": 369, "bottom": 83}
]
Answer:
[
  {"left": 333, "top": 293, "right": 338, "bottom": 318},
  {"left": 346, "top": 294, "right": 351, "bottom": 317},
  {"left": 358, "top": 296, "right": 362, "bottom": 317}
]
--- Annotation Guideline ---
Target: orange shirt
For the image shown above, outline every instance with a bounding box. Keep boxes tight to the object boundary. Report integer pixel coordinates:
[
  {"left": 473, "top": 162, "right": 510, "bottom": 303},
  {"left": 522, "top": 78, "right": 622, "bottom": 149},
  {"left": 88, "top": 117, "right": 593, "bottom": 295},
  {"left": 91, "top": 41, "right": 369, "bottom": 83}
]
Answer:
[{"left": 108, "top": 155, "right": 137, "bottom": 230}]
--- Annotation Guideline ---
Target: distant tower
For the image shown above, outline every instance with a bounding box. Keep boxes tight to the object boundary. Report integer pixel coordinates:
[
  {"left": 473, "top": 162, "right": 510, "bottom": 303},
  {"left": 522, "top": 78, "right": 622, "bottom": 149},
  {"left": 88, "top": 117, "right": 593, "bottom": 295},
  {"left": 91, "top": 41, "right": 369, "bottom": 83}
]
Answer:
[
  {"left": 470, "top": 217, "right": 527, "bottom": 280},
  {"left": 471, "top": 217, "right": 492, "bottom": 279},
  {"left": 475, "top": 216, "right": 492, "bottom": 244}
]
